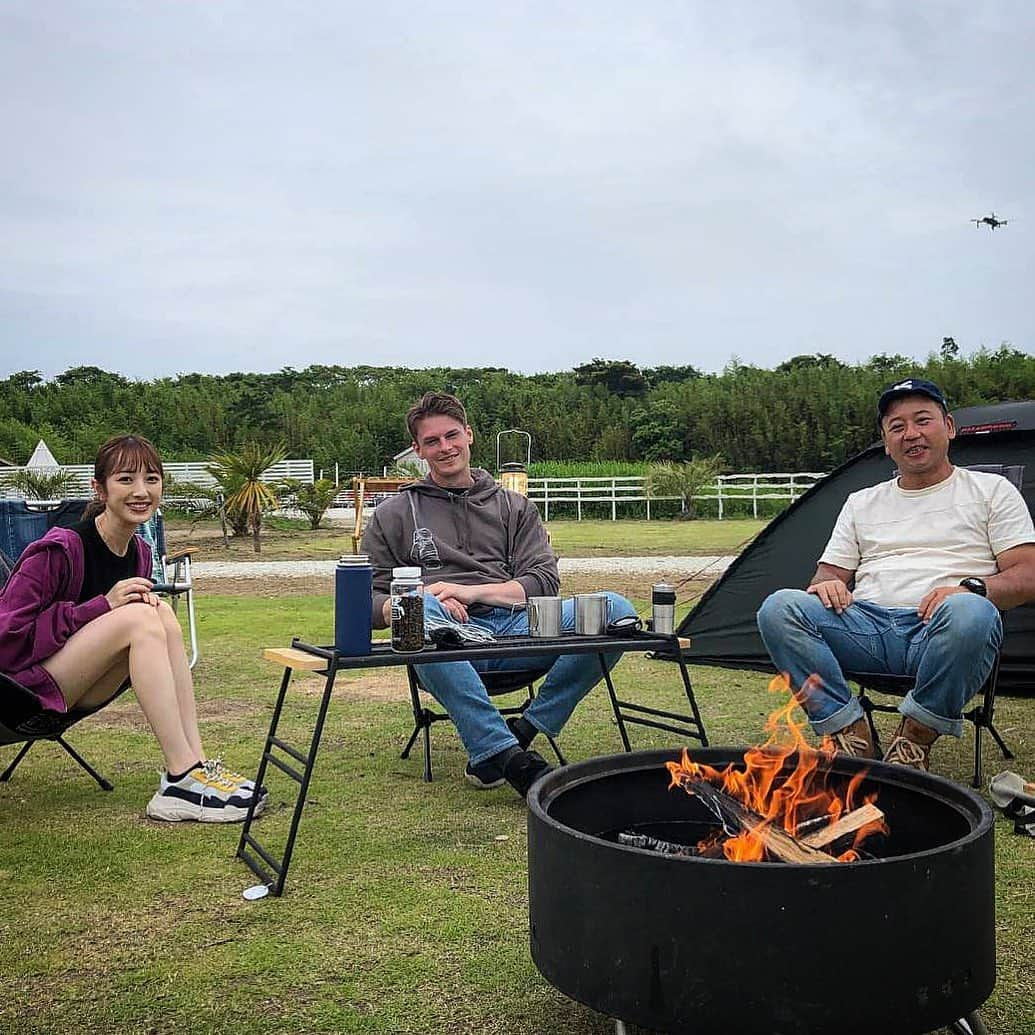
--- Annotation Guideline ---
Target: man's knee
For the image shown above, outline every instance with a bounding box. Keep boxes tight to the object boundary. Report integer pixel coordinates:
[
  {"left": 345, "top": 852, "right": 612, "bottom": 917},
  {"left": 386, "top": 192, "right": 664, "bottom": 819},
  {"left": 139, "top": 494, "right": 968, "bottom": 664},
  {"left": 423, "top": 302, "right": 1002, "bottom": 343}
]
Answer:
[
  {"left": 930, "top": 593, "right": 1002, "bottom": 648},
  {"left": 757, "top": 588, "right": 813, "bottom": 632},
  {"left": 422, "top": 594, "right": 450, "bottom": 621}
]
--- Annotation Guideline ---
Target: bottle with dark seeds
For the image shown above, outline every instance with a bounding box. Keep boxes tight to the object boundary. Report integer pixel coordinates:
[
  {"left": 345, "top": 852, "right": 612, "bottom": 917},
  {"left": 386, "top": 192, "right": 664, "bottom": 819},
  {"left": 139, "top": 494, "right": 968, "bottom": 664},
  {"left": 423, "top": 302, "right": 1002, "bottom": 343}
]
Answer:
[{"left": 390, "top": 565, "right": 425, "bottom": 653}]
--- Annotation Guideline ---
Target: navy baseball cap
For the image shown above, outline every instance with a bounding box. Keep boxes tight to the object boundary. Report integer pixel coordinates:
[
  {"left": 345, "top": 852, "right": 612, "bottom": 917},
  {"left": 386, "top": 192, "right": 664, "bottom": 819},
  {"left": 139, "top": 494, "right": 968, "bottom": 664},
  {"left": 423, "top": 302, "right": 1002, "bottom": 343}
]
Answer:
[{"left": 877, "top": 378, "right": 949, "bottom": 421}]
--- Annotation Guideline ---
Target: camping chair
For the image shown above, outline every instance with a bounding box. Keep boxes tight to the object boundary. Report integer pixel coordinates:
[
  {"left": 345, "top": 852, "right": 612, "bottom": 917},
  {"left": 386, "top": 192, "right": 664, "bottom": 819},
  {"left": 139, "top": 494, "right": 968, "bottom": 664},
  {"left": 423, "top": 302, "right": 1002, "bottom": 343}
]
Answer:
[
  {"left": 0, "top": 498, "right": 198, "bottom": 788},
  {"left": 401, "top": 663, "right": 567, "bottom": 783},
  {"left": 846, "top": 464, "right": 1023, "bottom": 788},
  {"left": 0, "top": 672, "right": 130, "bottom": 790}
]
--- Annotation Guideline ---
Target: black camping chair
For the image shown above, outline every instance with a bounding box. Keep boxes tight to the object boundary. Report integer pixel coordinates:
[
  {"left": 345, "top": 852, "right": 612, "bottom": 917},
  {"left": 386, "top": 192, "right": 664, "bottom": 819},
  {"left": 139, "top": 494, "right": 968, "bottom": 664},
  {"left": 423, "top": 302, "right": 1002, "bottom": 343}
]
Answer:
[
  {"left": 846, "top": 464, "right": 1024, "bottom": 788},
  {"left": 0, "top": 673, "right": 131, "bottom": 790},
  {"left": 401, "top": 663, "right": 567, "bottom": 783}
]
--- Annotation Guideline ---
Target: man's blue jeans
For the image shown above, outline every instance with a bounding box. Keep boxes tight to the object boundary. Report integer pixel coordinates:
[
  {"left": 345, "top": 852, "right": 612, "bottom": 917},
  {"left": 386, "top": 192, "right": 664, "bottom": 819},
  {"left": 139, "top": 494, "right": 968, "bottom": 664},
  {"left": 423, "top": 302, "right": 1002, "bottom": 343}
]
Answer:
[
  {"left": 414, "top": 591, "right": 636, "bottom": 765},
  {"left": 756, "top": 589, "right": 1002, "bottom": 738}
]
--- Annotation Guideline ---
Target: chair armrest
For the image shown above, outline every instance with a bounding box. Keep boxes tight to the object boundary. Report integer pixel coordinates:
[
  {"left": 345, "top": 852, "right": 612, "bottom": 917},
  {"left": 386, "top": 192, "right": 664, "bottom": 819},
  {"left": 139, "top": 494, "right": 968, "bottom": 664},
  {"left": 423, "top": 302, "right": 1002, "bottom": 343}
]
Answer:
[{"left": 164, "top": 548, "right": 194, "bottom": 563}]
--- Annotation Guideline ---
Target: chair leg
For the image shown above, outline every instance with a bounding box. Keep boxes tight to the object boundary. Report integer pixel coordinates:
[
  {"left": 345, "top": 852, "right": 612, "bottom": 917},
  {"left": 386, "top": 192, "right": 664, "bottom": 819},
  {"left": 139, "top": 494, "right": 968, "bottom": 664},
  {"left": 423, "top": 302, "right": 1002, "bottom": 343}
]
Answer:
[
  {"left": 56, "top": 737, "right": 114, "bottom": 791},
  {"left": 544, "top": 734, "right": 566, "bottom": 767},
  {"left": 400, "top": 724, "right": 422, "bottom": 760},
  {"left": 857, "top": 694, "right": 883, "bottom": 757},
  {"left": 421, "top": 719, "right": 433, "bottom": 783},
  {"left": 986, "top": 721, "right": 1015, "bottom": 760},
  {"left": 972, "top": 724, "right": 983, "bottom": 789},
  {"left": 0, "top": 741, "right": 34, "bottom": 782}
]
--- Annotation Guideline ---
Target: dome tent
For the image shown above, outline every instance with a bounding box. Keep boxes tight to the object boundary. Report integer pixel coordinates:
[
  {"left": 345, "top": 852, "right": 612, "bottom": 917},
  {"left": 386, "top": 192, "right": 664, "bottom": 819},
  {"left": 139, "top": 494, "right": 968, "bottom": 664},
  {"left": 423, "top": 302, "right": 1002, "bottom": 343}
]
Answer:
[{"left": 677, "top": 400, "right": 1035, "bottom": 694}]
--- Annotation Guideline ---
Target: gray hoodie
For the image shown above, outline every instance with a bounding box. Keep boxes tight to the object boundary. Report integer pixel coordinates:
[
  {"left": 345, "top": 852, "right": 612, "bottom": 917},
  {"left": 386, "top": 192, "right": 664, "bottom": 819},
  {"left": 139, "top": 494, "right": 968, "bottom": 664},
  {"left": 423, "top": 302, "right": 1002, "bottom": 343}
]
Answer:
[{"left": 361, "top": 468, "right": 559, "bottom": 628}]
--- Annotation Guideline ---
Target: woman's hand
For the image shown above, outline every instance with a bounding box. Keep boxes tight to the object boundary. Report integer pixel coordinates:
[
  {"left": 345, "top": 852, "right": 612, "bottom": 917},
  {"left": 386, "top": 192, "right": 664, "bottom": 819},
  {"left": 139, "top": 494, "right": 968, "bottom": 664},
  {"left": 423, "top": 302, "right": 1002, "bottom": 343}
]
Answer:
[{"left": 106, "top": 577, "right": 158, "bottom": 609}]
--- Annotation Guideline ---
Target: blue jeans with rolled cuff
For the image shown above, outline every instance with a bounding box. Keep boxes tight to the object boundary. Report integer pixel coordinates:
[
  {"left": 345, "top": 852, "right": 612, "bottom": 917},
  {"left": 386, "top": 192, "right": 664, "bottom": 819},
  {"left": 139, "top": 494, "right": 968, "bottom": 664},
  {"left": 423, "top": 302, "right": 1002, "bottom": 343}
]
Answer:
[
  {"left": 413, "top": 591, "right": 637, "bottom": 766},
  {"left": 756, "top": 589, "right": 1002, "bottom": 739}
]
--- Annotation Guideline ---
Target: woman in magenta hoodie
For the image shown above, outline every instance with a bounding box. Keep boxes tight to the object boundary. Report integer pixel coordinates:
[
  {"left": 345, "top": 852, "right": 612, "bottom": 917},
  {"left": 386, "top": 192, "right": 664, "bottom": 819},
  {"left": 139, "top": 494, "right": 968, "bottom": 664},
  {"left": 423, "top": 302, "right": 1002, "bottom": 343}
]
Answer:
[{"left": 0, "top": 434, "right": 264, "bottom": 823}]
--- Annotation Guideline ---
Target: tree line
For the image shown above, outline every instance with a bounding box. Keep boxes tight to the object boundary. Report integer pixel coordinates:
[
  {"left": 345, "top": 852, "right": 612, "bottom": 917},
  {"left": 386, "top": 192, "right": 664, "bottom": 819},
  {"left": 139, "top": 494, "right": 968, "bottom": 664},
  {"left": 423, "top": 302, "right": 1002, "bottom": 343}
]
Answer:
[{"left": 1, "top": 344, "right": 1032, "bottom": 476}]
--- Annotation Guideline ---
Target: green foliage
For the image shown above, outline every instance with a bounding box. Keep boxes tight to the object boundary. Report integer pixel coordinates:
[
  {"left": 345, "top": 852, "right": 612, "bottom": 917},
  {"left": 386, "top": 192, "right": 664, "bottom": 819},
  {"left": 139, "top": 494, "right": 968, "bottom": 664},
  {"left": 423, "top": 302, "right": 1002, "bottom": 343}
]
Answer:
[
  {"left": 775, "top": 353, "right": 846, "bottom": 372},
  {"left": 280, "top": 477, "right": 339, "bottom": 530},
  {"left": 387, "top": 459, "right": 425, "bottom": 479},
  {"left": 573, "top": 358, "right": 648, "bottom": 397},
  {"left": 0, "top": 348, "right": 1032, "bottom": 479},
  {"left": 528, "top": 460, "right": 647, "bottom": 478},
  {"left": 644, "top": 456, "right": 725, "bottom": 518},
  {"left": 1, "top": 467, "right": 81, "bottom": 500},
  {"left": 207, "top": 442, "right": 287, "bottom": 553}
]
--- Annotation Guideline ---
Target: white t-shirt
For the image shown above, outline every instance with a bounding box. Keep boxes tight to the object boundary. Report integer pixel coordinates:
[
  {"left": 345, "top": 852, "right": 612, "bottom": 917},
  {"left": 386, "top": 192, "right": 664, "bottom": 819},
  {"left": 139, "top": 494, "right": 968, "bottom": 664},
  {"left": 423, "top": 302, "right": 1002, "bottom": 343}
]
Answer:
[{"left": 819, "top": 467, "right": 1035, "bottom": 608}]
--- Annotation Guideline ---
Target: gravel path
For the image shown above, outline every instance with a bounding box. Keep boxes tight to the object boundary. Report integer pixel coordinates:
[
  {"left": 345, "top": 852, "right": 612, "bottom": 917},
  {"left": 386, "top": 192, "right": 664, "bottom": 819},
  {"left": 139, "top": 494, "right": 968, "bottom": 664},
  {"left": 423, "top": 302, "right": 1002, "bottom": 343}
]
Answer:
[{"left": 191, "top": 555, "right": 732, "bottom": 580}]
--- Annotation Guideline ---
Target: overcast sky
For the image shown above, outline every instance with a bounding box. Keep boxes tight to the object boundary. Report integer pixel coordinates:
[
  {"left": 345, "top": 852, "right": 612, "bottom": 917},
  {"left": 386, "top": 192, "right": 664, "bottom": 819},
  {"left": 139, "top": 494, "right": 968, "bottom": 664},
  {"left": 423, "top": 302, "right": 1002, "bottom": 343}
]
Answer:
[{"left": 2, "top": 1, "right": 1032, "bottom": 381}]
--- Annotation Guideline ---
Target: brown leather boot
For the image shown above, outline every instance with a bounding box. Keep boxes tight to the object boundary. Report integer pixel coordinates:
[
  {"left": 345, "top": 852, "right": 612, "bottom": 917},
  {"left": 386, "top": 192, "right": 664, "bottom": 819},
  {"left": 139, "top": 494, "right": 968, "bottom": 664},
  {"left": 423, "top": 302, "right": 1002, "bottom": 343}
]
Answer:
[
  {"left": 827, "top": 717, "right": 877, "bottom": 760},
  {"left": 882, "top": 717, "right": 939, "bottom": 771}
]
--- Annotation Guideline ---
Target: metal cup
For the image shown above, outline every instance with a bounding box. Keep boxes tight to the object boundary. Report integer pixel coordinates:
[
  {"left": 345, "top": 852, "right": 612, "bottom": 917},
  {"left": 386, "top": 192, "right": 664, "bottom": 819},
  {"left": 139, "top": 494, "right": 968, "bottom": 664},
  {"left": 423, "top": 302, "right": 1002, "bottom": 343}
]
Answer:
[
  {"left": 574, "top": 593, "right": 608, "bottom": 636},
  {"left": 527, "top": 596, "right": 563, "bottom": 637}
]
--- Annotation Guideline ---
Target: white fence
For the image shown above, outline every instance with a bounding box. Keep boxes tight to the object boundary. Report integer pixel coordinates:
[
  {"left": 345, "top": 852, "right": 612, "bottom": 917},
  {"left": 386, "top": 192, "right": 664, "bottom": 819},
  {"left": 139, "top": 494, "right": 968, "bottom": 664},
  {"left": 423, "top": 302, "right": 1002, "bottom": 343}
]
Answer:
[
  {"left": 0, "top": 459, "right": 314, "bottom": 500},
  {"left": 330, "top": 473, "right": 826, "bottom": 520},
  {"left": 528, "top": 473, "right": 826, "bottom": 520},
  {"left": 0, "top": 463, "right": 824, "bottom": 519}
]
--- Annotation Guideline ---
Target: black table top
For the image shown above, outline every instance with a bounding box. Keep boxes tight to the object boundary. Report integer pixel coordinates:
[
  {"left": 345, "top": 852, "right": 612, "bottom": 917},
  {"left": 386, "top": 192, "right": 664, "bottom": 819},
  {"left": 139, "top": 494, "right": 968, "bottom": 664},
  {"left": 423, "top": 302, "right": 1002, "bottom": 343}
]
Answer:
[{"left": 288, "top": 631, "right": 683, "bottom": 671}]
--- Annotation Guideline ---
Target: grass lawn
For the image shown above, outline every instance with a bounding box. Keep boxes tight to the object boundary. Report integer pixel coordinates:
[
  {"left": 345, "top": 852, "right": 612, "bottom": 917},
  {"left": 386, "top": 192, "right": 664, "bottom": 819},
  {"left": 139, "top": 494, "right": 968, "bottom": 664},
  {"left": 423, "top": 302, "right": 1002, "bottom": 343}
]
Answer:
[
  {"left": 1, "top": 590, "right": 1032, "bottom": 1034},
  {"left": 166, "top": 517, "right": 767, "bottom": 562}
]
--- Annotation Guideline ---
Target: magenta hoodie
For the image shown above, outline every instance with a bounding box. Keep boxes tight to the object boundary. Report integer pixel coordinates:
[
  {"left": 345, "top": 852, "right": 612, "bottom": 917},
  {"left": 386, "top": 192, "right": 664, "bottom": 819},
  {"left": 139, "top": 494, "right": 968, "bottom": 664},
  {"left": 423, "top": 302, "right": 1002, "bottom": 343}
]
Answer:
[{"left": 0, "top": 526, "right": 150, "bottom": 711}]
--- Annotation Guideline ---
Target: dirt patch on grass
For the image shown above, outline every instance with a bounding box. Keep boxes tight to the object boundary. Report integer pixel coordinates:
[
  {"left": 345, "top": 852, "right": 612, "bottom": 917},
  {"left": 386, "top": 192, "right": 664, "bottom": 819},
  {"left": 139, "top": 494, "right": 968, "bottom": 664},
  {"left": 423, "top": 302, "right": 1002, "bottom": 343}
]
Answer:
[
  {"left": 203, "top": 576, "right": 331, "bottom": 597},
  {"left": 287, "top": 668, "right": 407, "bottom": 703},
  {"left": 86, "top": 696, "right": 263, "bottom": 731}
]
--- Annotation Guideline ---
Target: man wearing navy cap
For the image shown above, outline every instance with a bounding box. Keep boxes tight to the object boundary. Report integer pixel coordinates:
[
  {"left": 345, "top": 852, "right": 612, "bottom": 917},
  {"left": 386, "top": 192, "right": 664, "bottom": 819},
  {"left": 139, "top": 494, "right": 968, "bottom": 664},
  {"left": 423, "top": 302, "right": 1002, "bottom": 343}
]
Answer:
[{"left": 757, "top": 377, "right": 1035, "bottom": 771}]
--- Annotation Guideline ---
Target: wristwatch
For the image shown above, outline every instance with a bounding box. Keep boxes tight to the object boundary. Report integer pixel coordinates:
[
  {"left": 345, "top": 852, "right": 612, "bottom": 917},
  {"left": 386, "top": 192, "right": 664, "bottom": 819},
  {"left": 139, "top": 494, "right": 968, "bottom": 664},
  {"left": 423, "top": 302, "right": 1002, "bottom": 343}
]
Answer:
[{"left": 959, "top": 577, "right": 988, "bottom": 597}]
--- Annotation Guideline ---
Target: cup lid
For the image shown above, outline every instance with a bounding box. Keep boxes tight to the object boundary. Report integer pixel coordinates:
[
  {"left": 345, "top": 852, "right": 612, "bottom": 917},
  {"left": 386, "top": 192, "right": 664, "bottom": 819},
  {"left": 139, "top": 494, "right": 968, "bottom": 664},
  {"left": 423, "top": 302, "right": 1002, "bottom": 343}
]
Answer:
[{"left": 392, "top": 566, "right": 422, "bottom": 578}]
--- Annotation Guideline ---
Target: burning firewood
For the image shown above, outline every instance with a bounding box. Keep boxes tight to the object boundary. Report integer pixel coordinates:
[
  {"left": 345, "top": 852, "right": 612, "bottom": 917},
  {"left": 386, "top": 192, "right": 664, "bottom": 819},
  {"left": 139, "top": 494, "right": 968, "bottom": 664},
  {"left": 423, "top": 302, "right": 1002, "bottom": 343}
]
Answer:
[
  {"left": 671, "top": 773, "right": 837, "bottom": 865},
  {"left": 799, "top": 803, "right": 885, "bottom": 850}
]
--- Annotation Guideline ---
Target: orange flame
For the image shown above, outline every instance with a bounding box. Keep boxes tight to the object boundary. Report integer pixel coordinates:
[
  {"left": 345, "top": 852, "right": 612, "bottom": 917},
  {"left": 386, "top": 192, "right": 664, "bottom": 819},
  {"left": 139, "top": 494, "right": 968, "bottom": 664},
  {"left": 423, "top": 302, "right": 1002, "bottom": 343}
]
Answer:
[{"left": 664, "top": 674, "right": 887, "bottom": 863}]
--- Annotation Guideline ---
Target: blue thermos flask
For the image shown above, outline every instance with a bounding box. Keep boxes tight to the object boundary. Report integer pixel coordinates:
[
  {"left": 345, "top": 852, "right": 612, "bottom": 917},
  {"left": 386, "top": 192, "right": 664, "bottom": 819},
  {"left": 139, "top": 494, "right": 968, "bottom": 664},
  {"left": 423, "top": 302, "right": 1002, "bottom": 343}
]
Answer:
[{"left": 335, "top": 554, "right": 373, "bottom": 656}]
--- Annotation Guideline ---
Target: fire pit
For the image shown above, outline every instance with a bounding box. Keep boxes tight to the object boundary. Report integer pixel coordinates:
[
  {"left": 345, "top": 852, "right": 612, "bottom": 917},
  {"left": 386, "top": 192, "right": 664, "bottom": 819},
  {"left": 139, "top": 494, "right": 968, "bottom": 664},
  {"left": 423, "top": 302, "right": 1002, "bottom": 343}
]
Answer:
[{"left": 527, "top": 748, "right": 995, "bottom": 1035}]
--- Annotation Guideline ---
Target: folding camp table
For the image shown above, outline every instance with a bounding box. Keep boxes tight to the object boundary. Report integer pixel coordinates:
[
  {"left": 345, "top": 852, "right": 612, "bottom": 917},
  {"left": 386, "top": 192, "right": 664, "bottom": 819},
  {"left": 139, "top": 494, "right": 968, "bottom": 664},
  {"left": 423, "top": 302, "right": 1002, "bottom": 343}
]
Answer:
[{"left": 237, "top": 632, "right": 706, "bottom": 896}]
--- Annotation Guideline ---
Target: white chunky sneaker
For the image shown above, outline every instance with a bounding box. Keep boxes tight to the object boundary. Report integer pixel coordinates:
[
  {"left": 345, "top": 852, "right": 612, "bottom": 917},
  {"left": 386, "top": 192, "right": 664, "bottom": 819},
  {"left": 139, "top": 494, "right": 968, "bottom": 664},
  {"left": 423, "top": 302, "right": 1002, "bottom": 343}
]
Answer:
[{"left": 146, "top": 761, "right": 267, "bottom": 823}]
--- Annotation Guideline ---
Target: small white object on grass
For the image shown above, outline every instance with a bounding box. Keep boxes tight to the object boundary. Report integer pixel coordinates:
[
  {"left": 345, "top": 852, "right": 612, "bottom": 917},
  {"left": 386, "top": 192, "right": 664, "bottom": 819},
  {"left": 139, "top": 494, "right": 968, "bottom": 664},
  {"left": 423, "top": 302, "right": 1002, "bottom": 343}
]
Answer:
[{"left": 243, "top": 883, "right": 270, "bottom": 901}]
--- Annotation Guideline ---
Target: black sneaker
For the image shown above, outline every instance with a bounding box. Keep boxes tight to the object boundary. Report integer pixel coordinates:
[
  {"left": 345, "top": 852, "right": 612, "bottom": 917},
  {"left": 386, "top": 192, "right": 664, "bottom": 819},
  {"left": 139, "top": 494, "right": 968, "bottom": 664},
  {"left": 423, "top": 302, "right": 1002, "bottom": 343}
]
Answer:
[
  {"left": 503, "top": 749, "right": 554, "bottom": 799},
  {"left": 464, "top": 757, "right": 506, "bottom": 790},
  {"left": 506, "top": 715, "right": 538, "bottom": 749}
]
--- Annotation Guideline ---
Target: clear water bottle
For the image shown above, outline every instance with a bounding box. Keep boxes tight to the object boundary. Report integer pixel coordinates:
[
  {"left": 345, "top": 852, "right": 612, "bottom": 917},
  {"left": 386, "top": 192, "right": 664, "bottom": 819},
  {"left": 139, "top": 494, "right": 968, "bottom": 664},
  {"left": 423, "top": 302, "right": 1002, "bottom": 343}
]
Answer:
[
  {"left": 390, "top": 566, "right": 425, "bottom": 653},
  {"left": 335, "top": 555, "right": 373, "bottom": 656}
]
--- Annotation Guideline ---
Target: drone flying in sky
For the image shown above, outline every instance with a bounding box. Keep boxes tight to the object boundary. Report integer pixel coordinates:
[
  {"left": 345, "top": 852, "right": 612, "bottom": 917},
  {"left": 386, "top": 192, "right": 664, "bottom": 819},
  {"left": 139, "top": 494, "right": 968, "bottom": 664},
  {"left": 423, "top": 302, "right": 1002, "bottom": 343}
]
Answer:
[{"left": 971, "top": 212, "right": 1009, "bottom": 230}]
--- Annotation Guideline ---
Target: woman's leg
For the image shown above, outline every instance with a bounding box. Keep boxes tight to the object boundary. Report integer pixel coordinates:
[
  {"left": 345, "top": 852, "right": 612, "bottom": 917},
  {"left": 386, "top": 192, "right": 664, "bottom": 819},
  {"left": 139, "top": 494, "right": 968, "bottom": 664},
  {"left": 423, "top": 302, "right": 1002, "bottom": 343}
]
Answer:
[
  {"left": 156, "top": 602, "right": 204, "bottom": 761},
  {"left": 40, "top": 605, "right": 200, "bottom": 775}
]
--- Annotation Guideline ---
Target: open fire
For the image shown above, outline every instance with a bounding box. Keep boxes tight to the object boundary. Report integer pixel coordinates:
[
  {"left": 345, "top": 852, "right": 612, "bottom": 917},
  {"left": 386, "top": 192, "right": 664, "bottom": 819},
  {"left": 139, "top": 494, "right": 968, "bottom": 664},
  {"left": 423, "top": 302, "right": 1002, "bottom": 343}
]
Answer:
[
  {"left": 528, "top": 737, "right": 995, "bottom": 1034},
  {"left": 662, "top": 675, "right": 888, "bottom": 863}
]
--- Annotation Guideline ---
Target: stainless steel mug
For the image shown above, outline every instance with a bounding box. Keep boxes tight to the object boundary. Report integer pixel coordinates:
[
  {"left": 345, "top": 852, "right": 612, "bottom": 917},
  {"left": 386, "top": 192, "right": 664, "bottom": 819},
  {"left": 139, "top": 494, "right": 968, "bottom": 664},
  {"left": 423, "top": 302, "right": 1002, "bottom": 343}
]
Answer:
[
  {"left": 527, "top": 596, "right": 563, "bottom": 637},
  {"left": 652, "top": 582, "right": 676, "bottom": 635},
  {"left": 574, "top": 593, "right": 608, "bottom": 636}
]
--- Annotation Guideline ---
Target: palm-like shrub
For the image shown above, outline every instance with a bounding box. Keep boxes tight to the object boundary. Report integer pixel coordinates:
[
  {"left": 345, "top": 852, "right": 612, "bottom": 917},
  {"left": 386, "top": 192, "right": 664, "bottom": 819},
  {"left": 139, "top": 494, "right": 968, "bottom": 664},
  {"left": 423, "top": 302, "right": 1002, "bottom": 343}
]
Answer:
[
  {"left": 280, "top": 478, "right": 339, "bottom": 530},
  {"left": 644, "top": 456, "right": 724, "bottom": 519},
  {"left": 3, "top": 468, "right": 82, "bottom": 500},
  {"left": 207, "top": 443, "right": 287, "bottom": 553}
]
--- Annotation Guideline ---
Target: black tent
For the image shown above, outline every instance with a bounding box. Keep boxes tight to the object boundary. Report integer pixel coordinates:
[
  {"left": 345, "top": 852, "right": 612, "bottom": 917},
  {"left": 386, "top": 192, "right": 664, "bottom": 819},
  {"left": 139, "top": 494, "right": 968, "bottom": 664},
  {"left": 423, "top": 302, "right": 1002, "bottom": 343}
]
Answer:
[{"left": 679, "top": 400, "right": 1035, "bottom": 693}]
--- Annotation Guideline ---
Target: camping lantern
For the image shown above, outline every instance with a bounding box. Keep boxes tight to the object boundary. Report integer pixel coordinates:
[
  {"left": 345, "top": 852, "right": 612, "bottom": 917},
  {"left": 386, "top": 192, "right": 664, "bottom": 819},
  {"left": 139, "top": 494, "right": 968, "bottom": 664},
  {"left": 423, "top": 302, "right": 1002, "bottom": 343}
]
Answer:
[
  {"left": 497, "top": 430, "right": 532, "bottom": 497},
  {"left": 499, "top": 462, "right": 528, "bottom": 496}
]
